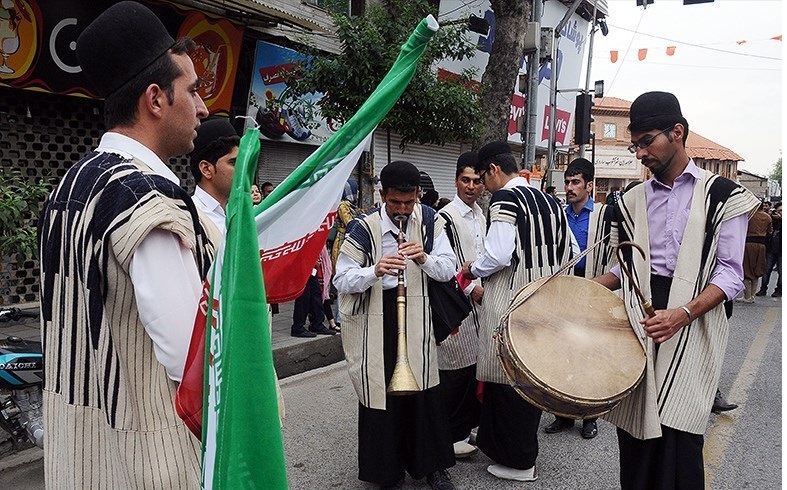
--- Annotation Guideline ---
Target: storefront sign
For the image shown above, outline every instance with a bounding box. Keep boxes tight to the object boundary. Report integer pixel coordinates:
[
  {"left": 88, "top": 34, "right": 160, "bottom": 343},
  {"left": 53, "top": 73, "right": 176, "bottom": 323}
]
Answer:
[
  {"left": 0, "top": 0, "right": 242, "bottom": 114},
  {"left": 244, "top": 40, "right": 333, "bottom": 146}
]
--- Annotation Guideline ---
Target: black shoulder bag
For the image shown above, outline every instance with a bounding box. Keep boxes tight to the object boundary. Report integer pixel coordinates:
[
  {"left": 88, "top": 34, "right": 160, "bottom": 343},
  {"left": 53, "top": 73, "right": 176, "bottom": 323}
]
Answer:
[{"left": 422, "top": 205, "right": 472, "bottom": 343}]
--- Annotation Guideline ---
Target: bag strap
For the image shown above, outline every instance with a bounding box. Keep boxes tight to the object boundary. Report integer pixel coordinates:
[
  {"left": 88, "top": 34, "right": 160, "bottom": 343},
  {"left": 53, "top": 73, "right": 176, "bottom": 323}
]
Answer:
[{"left": 421, "top": 203, "right": 435, "bottom": 254}]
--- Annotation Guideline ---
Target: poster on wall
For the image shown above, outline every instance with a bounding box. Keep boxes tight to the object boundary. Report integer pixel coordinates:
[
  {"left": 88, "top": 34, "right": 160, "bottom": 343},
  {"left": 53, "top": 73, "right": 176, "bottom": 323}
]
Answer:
[
  {"left": 244, "top": 40, "right": 334, "bottom": 146},
  {"left": 436, "top": 0, "right": 591, "bottom": 149},
  {"left": 0, "top": 0, "right": 242, "bottom": 114}
]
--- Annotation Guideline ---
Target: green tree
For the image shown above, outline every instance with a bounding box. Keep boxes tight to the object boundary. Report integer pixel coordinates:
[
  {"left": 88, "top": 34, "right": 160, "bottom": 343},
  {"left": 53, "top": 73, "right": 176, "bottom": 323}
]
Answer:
[
  {"left": 284, "top": 0, "right": 482, "bottom": 148},
  {"left": 0, "top": 170, "right": 49, "bottom": 260},
  {"left": 770, "top": 156, "right": 781, "bottom": 183}
]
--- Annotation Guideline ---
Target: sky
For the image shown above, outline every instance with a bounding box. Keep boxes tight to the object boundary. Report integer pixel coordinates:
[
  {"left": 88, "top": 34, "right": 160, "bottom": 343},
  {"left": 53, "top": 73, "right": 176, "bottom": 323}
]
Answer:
[{"left": 586, "top": 0, "right": 782, "bottom": 178}]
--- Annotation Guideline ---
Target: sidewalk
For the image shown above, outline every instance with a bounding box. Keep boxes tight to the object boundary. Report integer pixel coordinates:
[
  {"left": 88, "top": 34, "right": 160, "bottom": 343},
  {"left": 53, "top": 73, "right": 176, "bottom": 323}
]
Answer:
[{"left": 0, "top": 301, "right": 344, "bottom": 379}]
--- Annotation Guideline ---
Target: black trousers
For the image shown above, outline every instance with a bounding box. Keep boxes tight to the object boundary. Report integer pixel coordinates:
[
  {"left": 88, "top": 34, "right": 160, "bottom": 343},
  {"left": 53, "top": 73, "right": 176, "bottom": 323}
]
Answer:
[
  {"left": 476, "top": 382, "right": 541, "bottom": 470},
  {"left": 438, "top": 364, "right": 481, "bottom": 443},
  {"left": 616, "top": 275, "right": 705, "bottom": 490},
  {"left": 357, "top": 289, "right": 455, "bottom": 486},
  {"left": 291, "top": 274, "right": 324, "bottom": 333}
]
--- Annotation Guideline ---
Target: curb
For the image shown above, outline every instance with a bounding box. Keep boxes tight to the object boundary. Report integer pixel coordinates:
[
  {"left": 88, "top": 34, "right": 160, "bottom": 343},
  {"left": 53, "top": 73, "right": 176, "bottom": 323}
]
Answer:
[
  {"left": 273, "top": 333, "right": 344, "bottom": 379},
  {"left": 0, "top": 447, "right": 43, "bottom": 473}
]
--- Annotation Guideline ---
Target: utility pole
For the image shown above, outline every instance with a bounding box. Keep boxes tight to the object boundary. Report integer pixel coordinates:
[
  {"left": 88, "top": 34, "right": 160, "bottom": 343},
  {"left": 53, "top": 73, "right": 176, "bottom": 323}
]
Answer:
[
  {"left": 578, "top": 0, "right": 599, "bottom": 159},
  {"left": 523, "top": 0, "right": 544, "bottom": 172},
  {"left": 546, "top": 0, "right": 583, "bottom": 188}
]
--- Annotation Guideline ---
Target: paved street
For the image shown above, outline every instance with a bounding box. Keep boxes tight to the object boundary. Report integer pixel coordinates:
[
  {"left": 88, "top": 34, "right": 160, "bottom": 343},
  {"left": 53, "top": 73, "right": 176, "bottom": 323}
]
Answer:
[{"left": 0, "top": 295, "right": 781, "bottom": 489}]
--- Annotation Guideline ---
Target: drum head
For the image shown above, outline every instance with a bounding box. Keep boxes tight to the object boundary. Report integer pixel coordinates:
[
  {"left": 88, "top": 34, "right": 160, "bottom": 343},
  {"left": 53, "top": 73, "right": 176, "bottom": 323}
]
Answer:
[{"left": 507, "top": 275, "right": 645, "bottom": 402}]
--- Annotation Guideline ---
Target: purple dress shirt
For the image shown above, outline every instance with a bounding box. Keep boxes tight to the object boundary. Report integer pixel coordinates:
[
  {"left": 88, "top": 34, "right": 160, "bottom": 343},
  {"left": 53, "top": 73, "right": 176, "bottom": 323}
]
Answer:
[{"left": 611, "top": 161, "right": 748, "bottom": 301}]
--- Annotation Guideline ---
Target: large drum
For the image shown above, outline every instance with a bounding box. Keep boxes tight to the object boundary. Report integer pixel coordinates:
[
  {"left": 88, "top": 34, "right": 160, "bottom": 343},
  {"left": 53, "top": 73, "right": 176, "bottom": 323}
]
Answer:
[{"left": 498, "top": 275, "right": 645, "bottom": 419}]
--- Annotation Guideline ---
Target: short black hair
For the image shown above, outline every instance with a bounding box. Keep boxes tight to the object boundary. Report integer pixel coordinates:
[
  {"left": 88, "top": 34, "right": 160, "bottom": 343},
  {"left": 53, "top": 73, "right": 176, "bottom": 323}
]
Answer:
[
  {"left": 189, "top": 134, "right": 241, "bottom": 183},
  {"left": 545, "top": 186, "right": 556, "bottom": 194},
  {"left": 104, "top": 38, "right": 195, "bottom": 129},
  {"left": 261, "top": 181, "right": 273, "bottom": 188},
  {"left": 565, "top": 158, "right": 594, "bottom": 183}
]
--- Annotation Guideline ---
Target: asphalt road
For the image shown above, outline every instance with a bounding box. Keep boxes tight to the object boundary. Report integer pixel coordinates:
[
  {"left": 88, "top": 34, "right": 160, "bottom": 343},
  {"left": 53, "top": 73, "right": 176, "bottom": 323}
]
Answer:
[{"left": 0, "top": 295, "right": 781, "bottom": 489}]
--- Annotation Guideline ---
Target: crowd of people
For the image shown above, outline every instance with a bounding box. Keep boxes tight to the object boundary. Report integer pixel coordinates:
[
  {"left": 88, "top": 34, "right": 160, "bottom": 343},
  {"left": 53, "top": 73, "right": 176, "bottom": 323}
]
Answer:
[{"left": 35, "top": 3, "right": 768, "bottom": 489}]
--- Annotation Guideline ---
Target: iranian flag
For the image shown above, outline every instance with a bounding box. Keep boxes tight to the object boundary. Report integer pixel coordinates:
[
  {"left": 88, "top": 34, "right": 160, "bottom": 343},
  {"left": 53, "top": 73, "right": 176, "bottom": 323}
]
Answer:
[{"left": 175, "top": 15, "right": 440, "bottom": 489}]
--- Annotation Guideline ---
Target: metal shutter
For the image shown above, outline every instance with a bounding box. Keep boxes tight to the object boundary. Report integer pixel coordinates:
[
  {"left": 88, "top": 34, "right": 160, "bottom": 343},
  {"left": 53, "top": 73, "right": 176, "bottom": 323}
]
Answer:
[
  {"left": 257, "top": 140, "right": 318, "bottom": 187},
  {"left": 372, "top": 131, "right": 464, "bottom": 202}
]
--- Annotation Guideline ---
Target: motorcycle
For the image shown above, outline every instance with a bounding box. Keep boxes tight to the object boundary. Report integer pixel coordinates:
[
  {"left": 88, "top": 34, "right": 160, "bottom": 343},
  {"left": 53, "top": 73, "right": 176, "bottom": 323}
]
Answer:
[{"left": 0, "top": 307, "right": 44, "bottom": 450}]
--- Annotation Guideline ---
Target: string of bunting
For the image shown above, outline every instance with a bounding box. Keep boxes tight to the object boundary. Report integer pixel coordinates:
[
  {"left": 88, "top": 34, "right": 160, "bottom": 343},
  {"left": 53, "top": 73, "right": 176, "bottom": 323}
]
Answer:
[{"left": 609, "top": 34, "right": 781, "bottom": 62}]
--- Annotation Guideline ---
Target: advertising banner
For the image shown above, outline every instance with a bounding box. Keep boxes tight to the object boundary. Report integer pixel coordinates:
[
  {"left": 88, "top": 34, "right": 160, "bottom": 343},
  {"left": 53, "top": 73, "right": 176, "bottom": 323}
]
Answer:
[
  {"left": 436, "top": 0, "right": 591, "bottom": 148},
  {"left": 244, "top": 40, "right": 334, "bottom": 146},
  {"left": 0, "top": 0, "right": 242, "bottom": 114}
]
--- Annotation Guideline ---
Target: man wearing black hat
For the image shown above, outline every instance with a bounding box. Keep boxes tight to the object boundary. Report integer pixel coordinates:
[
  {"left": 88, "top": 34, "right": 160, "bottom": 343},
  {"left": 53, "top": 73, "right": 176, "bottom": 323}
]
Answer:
[
  {"left": 544, "top": 157, "right": 618, "bottom": 440},
  {"left": 460, "top": 141, "right": 572, "bottom": 482},
  {"left": 38, "top": 2, "right": 211, "bottom": 488},
  {"left": 435, "top": 151, "right": 485, "bottom": 459},
  {"left": 334, "top": 160, "right": 458, "bottom": 489},
  {"left": 190, "top": 117, "right": 241, "bottom": 235},
  {"left": 593, "top": 91, "right": 759, "bottom": 489}
]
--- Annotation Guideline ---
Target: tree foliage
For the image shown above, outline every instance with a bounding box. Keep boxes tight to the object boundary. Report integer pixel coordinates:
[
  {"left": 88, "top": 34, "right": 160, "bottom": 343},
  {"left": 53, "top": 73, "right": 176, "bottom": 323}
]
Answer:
[
  {"left": 770, "top": 157, "right": 781, "bottom": 183},
  {"left": 0, "top": 170, "right": 49, "bottom": 260},
  {"left": 284, "top": 0, "right": 483, "bottom": 147}
]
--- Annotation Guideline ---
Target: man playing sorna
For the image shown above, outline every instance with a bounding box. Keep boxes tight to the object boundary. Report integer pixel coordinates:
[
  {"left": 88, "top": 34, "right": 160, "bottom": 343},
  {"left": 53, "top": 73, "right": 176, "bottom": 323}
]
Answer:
[
  {"left": 594, "top": 91, "right": 759, "bottom": 489},
  {"left": 334, "top": 160, "right": 457, "bottom": 490}
]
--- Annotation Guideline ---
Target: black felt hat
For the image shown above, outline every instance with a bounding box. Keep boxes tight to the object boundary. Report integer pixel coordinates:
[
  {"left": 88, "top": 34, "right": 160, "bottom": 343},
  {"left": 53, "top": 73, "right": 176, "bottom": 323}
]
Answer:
[
  {"left": 192, "top": 118, "right": 239, "bottom": 157},
  {"left": 419, "top": 171, "right": 435, "bottom": 191},
  {"left": 477, "top": 141, "right": 511, "bottom": 166},
  {"left": 380, "top": 161, "right": 420, "bottom": 190},
  {"left": 76, "top": 1, "right": 175, "bottom": 97},
  {"left": 456, "top": 151, "right": 478, "bottom": 172},
  {"left": 628, "top": 91, "right": 688, "bottom": 133}
]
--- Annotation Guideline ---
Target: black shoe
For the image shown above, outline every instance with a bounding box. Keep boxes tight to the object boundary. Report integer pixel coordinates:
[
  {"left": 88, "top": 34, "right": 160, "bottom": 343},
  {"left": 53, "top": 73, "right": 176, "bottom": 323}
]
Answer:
[
  {"left": 291, "top": 329, "right": 317, "bottom": 338},
  {"left": 426, "top": 470, "right": 455, "bottom": 490},
  {"left": 755, "top": 289, "right": 767, "bottom": 297},
  {"left": 544, "top": 417, "right": 573, "bottom": 434},
  {"left": 711, "top": 392, "right": 738, "bottom": 414},
  {"left": 581, "top": 420, "right": 598, "bottom": 439},
  {"left": 772, "top": 289, "right": 781, "bottom": 298},
  {"left": 310, "top": 325, "right": 337, "bottom": 335}
]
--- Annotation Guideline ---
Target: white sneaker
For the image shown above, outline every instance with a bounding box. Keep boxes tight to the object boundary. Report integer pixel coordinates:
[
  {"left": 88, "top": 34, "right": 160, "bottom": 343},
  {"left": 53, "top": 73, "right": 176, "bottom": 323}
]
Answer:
[
  {"left": 468, "top": 426, "right": 478, "bottom": 445},
  {"left": 486, "top": 464, "right": 538, "bottom": 482},
  {"left": 453, "top": 439, "right": 478, "bottom": 458}
]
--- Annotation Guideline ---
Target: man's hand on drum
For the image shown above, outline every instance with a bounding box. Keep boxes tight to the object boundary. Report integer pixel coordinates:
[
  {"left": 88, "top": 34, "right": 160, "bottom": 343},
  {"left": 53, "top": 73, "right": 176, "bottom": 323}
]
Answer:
[
  {"left": 640, "top": 308, "right": 689, "bottom": 344},
  {"left": 375, "top": 253, "right": 406, "bottom": 277}
]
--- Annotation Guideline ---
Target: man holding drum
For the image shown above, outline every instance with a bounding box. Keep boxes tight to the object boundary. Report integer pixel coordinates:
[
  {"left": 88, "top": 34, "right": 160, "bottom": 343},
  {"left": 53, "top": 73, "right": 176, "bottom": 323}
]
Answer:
[
  {"left": 460, "top": 142, "right": 572, "bottom": 482},
  {"left": 594, "top": 91, "right": 759, "bottom": 489},
  {"left": 545, "top": 157, "right": 618, "bottom": 440}
]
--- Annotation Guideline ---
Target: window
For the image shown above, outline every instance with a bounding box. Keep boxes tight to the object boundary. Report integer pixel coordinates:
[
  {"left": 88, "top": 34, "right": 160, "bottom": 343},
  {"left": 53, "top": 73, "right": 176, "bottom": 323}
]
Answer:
[{"left": 603, "top": 123, "right": 616, "bottom": 139}]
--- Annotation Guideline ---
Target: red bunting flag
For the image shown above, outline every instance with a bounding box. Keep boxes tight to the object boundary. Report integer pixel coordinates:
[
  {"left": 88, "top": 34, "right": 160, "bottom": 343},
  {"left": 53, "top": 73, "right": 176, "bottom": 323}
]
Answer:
[
  {"left": 638, "top": 48, "right": 648, "bottom": 61},
  {"left": 772, "top": 35, "right": 782, "bottom": 41},
  {"left": 610, "top": 50, "right": 619, "bottom": 63},
  {"left": 665, "top": 46, "right": 676, "bottom": 56}
]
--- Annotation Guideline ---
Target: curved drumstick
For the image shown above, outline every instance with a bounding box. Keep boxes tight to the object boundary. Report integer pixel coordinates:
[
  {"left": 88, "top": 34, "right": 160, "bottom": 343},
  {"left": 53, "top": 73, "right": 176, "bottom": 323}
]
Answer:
[{"left": 616, "top": 241, "right": 656, "bottom": 318}]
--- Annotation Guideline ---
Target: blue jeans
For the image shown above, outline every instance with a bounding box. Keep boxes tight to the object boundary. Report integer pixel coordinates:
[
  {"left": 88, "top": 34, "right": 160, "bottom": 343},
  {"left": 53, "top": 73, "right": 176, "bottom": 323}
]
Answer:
[{"left": 760, "top": 252, "right": 781, "bottom": 292}]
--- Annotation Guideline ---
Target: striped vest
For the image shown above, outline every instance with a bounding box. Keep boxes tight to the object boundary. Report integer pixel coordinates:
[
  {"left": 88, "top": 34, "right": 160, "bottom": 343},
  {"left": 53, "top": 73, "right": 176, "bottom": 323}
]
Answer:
[
  {"left": 38, "top": 151, "right": 214, "bottom": 489},
  {"left": 603, "top": 169, "right": 759, "bottom": 439},
  {"left": 476, "top": 184, "right": 572, "bottom": 383}
]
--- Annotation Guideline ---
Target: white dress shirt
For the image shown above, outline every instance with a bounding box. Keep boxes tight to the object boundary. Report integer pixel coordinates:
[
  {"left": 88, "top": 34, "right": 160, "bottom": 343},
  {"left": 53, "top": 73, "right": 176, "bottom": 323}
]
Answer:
[
  {"left": 448, "top": 195, "right": 486, "bottom": 294},
  {"left": 334, "top": 204, "right": 456, "bottom": 293},
  {"left": 193, "top": 185, "right": 226, "bottom": 235},
  {"left": 97, "top": 132, "right": 202, "bottom": 382},
  {"left": 471, "top": 177, "right": 579, "bottom": 278}
]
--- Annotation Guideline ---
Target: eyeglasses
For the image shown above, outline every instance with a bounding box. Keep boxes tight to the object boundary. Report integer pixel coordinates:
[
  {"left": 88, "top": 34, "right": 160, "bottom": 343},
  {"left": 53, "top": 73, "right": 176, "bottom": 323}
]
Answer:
[{"left": 627, "top": 127, "right": 672, "bottom": 154}]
